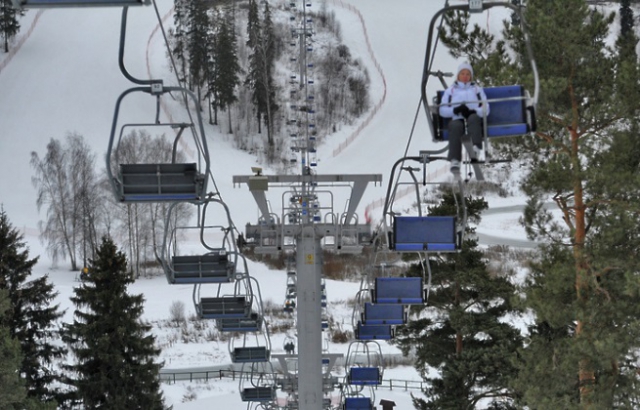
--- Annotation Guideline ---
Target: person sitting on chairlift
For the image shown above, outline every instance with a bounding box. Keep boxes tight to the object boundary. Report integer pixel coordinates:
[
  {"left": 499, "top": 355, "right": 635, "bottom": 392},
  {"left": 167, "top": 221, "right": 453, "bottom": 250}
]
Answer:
[{"left": 439, "top": 62, "right": 490, "bottom": 174}]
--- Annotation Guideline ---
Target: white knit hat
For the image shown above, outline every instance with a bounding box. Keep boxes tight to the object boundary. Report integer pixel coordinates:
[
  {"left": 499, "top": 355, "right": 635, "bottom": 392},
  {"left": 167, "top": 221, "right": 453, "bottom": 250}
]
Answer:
[{"left": 457, "top": 62, "right": 474, "bottom": 79}]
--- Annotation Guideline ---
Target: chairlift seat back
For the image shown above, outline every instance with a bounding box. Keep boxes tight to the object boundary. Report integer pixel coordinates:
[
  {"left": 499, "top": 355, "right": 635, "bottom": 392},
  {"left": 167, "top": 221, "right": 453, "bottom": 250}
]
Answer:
[
  {"left": 373, "top": 277, "right": 424, "bottom": 304},
  {"left": 119, "top": 163, "right": 204, "bottom": 202},
  {"left": 217, "top": 313, "right": 262, "bottom": 332},
  {"left": 169, "top": 251, "right": 234, "bottom": 284},
  {"left": 348, "top": 367, "right": 382, "bottom": 386},
  {"left": 355, "top": 321, "right": 394, "bottom": 340},
  {"left": 231, "top": 346, "right": 270, "bottom": 363},
  {"left": 198, "top": 296, "right": 250, "bottom": 319},
  {"left": 393, "top": 216, "right": 458, "bottom": 252},
  {"left": 434, "top": 85, "right": 535, "bottom": 141},
  {"left": 240, "top": 386, "right": 276, "bottom": 402},
  {"left": 344, "top": 397, "right": 373, "bottom": 410},
  {"left": 363, "top": 303, "right": 406, "bottom": 325}
]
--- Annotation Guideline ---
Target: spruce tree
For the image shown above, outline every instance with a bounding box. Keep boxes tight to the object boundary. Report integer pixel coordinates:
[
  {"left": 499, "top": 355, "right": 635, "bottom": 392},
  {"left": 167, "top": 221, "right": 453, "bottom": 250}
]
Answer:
[
  {"left": 0, "top": 0, "right": 20, "bottom": 53},
  {"left": 439, "top": 1, "right": 640, "bottom": 406},
  {"left": 171, "top": 0, "right": 189, "bottom": 84},
  {"left": 186, "top": 0, "right": 212, "bottom": 100},
  {"left": 0, "top": 289, "right": 29, "bottom": 410},
  {"left": 210, "top": 15, "right": 241, "bottom": 132},
  {"left": 61, "top": 237, "right": 166, "bottom": 409},
  {"left": 393, "top": 193, "right": 522, "bottom": 409},
  {"left": 0, "top": 210, "right": 64, "bottom": 406}
]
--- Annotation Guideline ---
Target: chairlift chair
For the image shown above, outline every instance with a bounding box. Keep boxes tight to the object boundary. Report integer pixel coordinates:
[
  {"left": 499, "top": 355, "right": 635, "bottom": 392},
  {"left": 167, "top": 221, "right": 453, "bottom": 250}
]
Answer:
[
  {"left": 382, "top": 156, "right": 467, "bottom": 254},
  {"left": 106, "top": 89, "right": 210, "bottom": 203},
  {"left": 161, "top": 198, "right": 239, "bottom": 285},
  {"left": 421, "top": 0, "right": 540, "bottom": 181}
]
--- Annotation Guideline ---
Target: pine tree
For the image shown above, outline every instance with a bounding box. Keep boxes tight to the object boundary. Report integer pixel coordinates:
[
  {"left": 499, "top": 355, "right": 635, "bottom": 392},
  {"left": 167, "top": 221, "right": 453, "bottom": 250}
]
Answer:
[
  {"left": 440, "top": 1, "right": 640, "bottom": 406},
  {"left": 620, "top": 0, "right": 634, "bottom": 38},
  {"left": 61, "top": 237, "right": 166, "bottom": 409},
  {"left": 0, "top": 209, "right": 64, "bottom": 406},
  {"left": 186, "top": 0, "right": 212, "bottom": 101},
  {"left": 0, "top": 289, "right": 29, "bottom": 410},
  {"left": 171, "top": 0, "right": 189, "bottom": 84},
  {"left": 245, "top": 1, "right": 279, "bottom": 156},
  {"left": 393, "top": 193, "right": 522, "bottom": 409},
  {"left": 210, "top": 14, "right": 241, "bottom": 132},
  {"left": 0, "top": 0, "right": 20, "bottom": 53}
]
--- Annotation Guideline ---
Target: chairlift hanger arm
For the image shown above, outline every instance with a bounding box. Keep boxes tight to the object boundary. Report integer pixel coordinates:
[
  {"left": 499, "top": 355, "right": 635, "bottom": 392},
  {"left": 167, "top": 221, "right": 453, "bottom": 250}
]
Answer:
[
  {"left": 119, "top": 6, "right": 163, "bottom": 87},
  {"left": 383, "top": 156, "right": 419, "bottom": 217}
]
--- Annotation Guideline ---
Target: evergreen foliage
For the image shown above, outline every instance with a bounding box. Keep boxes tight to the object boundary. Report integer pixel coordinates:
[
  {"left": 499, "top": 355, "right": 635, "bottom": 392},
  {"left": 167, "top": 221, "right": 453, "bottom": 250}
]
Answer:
[
  {"left": 0, "top": 209, "right": 64, "bottom": 407},
  {"left": 393, "top": 193, "right": 522, "bottom": 409},
  {"left": 210, "top": 13, "right": 242, "bottom": 131},
  {"left": 620, "top": 0, "right": 634, "bottom": 37},
  {"left": 439, "top": 0, "right": 640, "bottom": 406},
  {"left": 61, "top": 237, "right": 167, "bottom": 409},
  {"left": 245, "top": 0, "right": 279, "bottom": 152},
  {"left": 0, "top": 289, "right": 29, "bottom": 410},
  {"left": 171, "top": 0, "right": 189, "bottom": 83},
  {"left": 0, "top": 0, "right": 20, "bottom": 53},
  {"left": 186, "top": 0, "right": 212, "bottom": 100}
]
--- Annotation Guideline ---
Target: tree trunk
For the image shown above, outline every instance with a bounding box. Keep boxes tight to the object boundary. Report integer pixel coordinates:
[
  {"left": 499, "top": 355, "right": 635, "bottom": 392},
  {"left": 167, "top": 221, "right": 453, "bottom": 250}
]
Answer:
[{"left": 570, "top": 125, "right": 594, "bottom": 406}]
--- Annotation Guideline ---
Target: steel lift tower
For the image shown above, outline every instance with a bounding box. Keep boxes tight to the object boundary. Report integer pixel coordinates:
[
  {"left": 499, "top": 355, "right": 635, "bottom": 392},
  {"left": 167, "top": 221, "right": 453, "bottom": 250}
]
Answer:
[
  {"left": 234, "top": 169, "right": 380, "bottom": 409},
  {"left": 235, "top": 9, "right": 380, "bottom": 405}
]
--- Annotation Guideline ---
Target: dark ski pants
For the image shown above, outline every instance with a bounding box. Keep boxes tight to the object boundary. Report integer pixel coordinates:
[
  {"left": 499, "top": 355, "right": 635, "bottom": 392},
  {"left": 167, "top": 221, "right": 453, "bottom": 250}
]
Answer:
[{"left": 447, "top": 114, "right": 483, "bottom": 162}]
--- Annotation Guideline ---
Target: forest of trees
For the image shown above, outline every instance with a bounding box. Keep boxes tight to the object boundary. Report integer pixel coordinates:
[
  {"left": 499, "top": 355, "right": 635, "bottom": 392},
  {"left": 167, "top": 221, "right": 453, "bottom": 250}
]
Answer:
[{"left": 168, "top": 0, "right": 371, "bottom": 164}]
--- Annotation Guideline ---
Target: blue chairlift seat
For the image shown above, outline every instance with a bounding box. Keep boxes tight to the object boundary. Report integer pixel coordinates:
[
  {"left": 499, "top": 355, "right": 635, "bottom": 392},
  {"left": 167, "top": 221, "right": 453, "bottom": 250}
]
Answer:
[
  {"left": 169, "top": 251, "right": 235, "bottom": 284},
  {"left": 198, "top": 296, "right": 250, "bottom": 319},
  {"left": 344, "top": 397, "right": 373, "bottom": 410},
  {"left": 348, "top": 367, "right": 382, "bottom": 386},
  {"left": 231, "top": 347, "right": 270, "bottom": 363},
  {"left": 355, "top": 321, "right": 394, "bottom": 341},
  {"left": 373, "top": 277, "right": 424, "bottom": 304},
  {"left": 362, "top": 303, "right": 406, "bottom": 325},
  {"left": 217, "top": 313, "right": 262, "bottom": 332},
  {"left": 434, "top": 85, "right": 535, "bottom": 141},
  {"left": 240, "top": 386, "right": 276, "bottom": 402},
  {"left": 393, "top": 216, "right": 459, "bottom": 252},
  {"left": 118, "top": 163, "right": 205, "bottom": 203}
]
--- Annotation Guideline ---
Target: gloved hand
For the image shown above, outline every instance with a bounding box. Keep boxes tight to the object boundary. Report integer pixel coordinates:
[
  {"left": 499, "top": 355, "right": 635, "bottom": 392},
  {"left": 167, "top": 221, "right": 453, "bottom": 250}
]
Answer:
[
  {"left": 463, "top": 109, "right": 476, "bottom": 119},
  {"left": 453, "top": 104, "right": 467, "bottom": 116}
]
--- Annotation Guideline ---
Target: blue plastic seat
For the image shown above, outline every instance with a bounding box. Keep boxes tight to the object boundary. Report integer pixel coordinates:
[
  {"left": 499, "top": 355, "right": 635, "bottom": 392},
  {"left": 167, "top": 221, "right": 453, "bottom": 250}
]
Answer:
[
  {"left": 373, "top": 277, "right": 424, "bottom": 304},
  {"left": 393, "top": 216, "right": 458, "bottom": 252},
  {"left": 348, "top": 367, "right": 382, "bottom": 385},
  {"left": 355, "top": 322, "right": 394, "bottom": 340},
  {"left": 344, "top": 397, "right": 373, "bottom": 410},
  {"left": 363, "top": 303, "right": 406, "bottom": 325},
  {"left": 435, "top": 85, "right": 535, "bottom": 141}
]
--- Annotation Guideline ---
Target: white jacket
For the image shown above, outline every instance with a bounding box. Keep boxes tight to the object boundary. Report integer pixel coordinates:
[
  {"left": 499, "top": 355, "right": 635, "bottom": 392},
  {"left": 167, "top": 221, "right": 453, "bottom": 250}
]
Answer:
[{"left": 439, "top": 81, "right": 490, "bottom": 121}]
